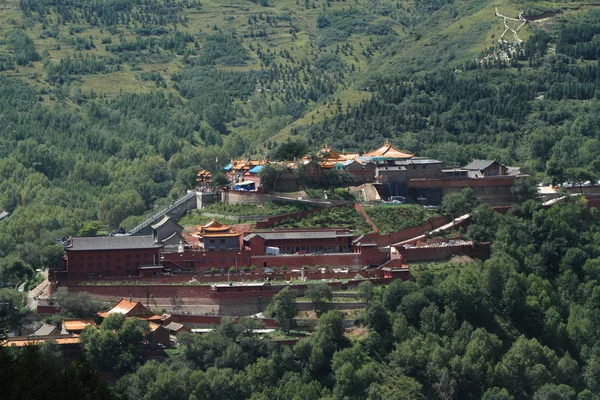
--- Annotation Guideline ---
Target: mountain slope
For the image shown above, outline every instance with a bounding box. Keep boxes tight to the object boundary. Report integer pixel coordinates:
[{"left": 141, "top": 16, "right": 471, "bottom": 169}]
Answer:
[{"left": 1, "top": 0, "right": 600, "bottom": 284}]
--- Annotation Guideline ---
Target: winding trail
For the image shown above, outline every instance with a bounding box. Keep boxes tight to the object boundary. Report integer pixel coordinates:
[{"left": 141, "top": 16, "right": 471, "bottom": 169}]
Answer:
[{"left": 495, "top": 7, "right": 527, "bottom": 43}]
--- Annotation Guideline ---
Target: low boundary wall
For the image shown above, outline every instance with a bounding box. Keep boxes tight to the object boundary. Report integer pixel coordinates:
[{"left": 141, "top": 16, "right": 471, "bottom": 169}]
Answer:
[
  {"left": 398, "top": 242, "right": 491, "bottom": 263},
  {"left": 170, "top": 314, "right": 279, "bottom": 328},
  {"left": 297, "top": 302, "right": 366, "bottom": 311},
  {"left": 353, "top": 203, "right": 379, "bottom": 233},
  {"left": 252, "top": 253, "right": 363, "bottom": 269},
  {"left": 360, "top": 216, "right": 450, "bottom": 246},
  {"left": 54, "top": 268, "right": 380, "bottom": 287},
  {"left": 50, "top": 277, "right": 398, "bottom": 316}
]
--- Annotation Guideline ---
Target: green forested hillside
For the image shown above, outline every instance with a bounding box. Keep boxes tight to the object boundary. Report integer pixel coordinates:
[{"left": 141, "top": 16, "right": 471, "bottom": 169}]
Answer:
[
  {"left": 0, "top": 0, "right": 599, "bottom": 283},
  {"left": 5, "top": 1, "right": 600, "bottom": 399}
]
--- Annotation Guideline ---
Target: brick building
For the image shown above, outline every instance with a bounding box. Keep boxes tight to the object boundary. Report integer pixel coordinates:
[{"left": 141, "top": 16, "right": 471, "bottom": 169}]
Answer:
[
  {"left": 160, "top": 249, "right": 251, "bottom": 273},
  {"left": 463, "top": 159, "right": 509, "bottom": 178},
  {"left": 244, "top": 229, "right": 355, "bottom": 255},
  {"left": 62, "top": 236, "right": 163, "bottom": 279}
]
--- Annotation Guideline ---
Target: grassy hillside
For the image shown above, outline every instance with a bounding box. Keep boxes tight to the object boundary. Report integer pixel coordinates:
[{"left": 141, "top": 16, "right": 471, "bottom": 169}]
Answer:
[
  {"left": 272, "top": 204, "right": 373, "bottom": 232},
  {"left": 1, "top": 0, "right": 596, "bottom": 156},
  {"left": 0, "top": 0, "right": 404, "bottom": 151},
  {"left": 365, "top": 204, "right": 435, "bottom": 234},
  {"left": 0, "top": 0, "right": 570, "bottom": 153}
]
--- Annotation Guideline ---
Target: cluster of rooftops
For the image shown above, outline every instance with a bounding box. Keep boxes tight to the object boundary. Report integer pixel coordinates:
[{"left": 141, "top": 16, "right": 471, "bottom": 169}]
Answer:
[
  {"left": 221, "top": 140, "right": 522, "bottom": 186},
  {"left": 4, "top": 298, "right": 187, "bottom": 349},
  {"left": 223, "top": 140, "right": 417, "bottom": 173}
]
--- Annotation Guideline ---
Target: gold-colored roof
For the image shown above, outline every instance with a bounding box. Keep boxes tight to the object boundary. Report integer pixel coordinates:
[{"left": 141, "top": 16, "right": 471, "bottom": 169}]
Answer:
[
  {"left": 63, "top": 319, "right": 97, "bottom": 332},
  {"left": 97, "top": 298, "right": 155, "bottom": 319},
  {"left": 202, "top": 232, "right": 242, "bottom": 238},
  {"left": 202, "top": 219, "right": 224, "bottom": 229},
  {"left": 365, "top": 140, "right": 413, "bottom": 159},
  {"left": 4, "top": 336, "right": 81, "bottom": 347},
  {"left": 197, "top": 219, "right": 237, "bottom": 236}
]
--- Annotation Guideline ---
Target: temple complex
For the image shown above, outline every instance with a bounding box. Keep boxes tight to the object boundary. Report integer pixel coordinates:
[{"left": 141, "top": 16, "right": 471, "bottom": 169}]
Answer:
[{"left": 219, "top": 140, "right": 525, "bottom": 203}]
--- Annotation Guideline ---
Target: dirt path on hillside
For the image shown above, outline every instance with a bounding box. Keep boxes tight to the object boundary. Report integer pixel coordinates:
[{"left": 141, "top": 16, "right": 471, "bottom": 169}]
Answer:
[{"left": 495, "top": 7, "right": 527, "bottom": 43}]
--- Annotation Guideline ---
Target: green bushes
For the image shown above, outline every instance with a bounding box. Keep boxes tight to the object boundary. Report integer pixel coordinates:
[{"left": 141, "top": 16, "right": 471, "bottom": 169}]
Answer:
[
  {"left": 365, "top": 205, "right": 433, "bottom": 234},
  {"left": 315, "top": 8, "right": 396, "bottom": 47},
  {"left": 198, "top": 32, "right": 251, "bottom": 66},
  {"left": 208, "top": 201, "right": 316, "bottom": 216},
  {"left": 274, "top": 205, "right": 373, "bottom": 233}
]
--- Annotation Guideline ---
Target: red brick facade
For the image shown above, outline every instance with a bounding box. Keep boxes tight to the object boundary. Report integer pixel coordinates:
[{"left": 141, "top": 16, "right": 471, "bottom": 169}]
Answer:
[
  {"left": 359, "top": 216, "right": 450, "bottom": 247},
  {"left": 64, "top": 248, "right": 161, "bottom": 280},
  {"left": 160, "top": 249, "right": 252, "bottom": 273},
  {"left": 246, "top": 228, "right": 355, "bottom": 255},
  {"left": 407, "top": 176, "right": 517, "bottom": 189}
]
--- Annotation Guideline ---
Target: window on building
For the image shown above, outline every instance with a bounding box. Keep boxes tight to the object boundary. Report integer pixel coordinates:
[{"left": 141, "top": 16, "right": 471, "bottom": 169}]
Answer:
[
  {"left": 88, "top": 255, "right": 93, "bottom": 260},
  {"left": 97, "top": 263, "right": 102, "bottom": 268},
  {"left": 97, "top": 255, "right": 102, "bottom": 260},
  {"left": 220, "top": 239, "right": 226, "bottom": 243},
  {"left": 79, "top": 256, "right": 83, "bottom": 261},
  {"left": 209, "top": 239, "right": 215, "bottom": 244},
  {"left": 88, "top": 273, "right": 94, "bottom": 279},
  {"left": 144, "top": 253, "right": 148, "bottom": 258},
  {"left": 136, "top": 254, "right": 140, "bottom": 259},
  {"left": 126, "top": 254, "right": 131, "bottom": 259}
]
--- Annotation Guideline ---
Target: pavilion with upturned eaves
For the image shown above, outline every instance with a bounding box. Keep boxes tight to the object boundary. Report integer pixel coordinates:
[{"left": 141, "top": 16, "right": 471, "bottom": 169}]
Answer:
[
  {"left": 195, "top": 219, "right": 242, "bottom": 251},
  {"left": 365, "top": 140, "right": 414, "bottom": 160}
]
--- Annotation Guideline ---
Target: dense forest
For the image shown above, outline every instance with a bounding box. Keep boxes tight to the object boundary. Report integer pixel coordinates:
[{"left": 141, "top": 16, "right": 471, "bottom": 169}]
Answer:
[{"left": 4, "top": 197, "right": 600, "bottom": 399}]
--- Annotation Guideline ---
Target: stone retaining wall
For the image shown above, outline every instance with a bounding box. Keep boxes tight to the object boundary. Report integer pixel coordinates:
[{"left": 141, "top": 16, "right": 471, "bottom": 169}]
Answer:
[{"left": 297, "top": 302, "right": 366, "bottom": 311}]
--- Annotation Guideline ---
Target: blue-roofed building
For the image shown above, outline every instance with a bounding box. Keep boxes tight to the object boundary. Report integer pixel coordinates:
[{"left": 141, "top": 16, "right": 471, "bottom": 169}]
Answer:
[
  {"left": 227, "top": 160, "right": 268, "bottom": 189},
  {"left": 248, "top": 165, "right": 263, "bottom": 174}
]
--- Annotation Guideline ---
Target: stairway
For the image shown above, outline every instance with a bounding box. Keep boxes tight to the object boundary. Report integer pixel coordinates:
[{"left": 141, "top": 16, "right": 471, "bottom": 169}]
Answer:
[{"left": 128, "top": 191, "right": 197, "bottom": 235}]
